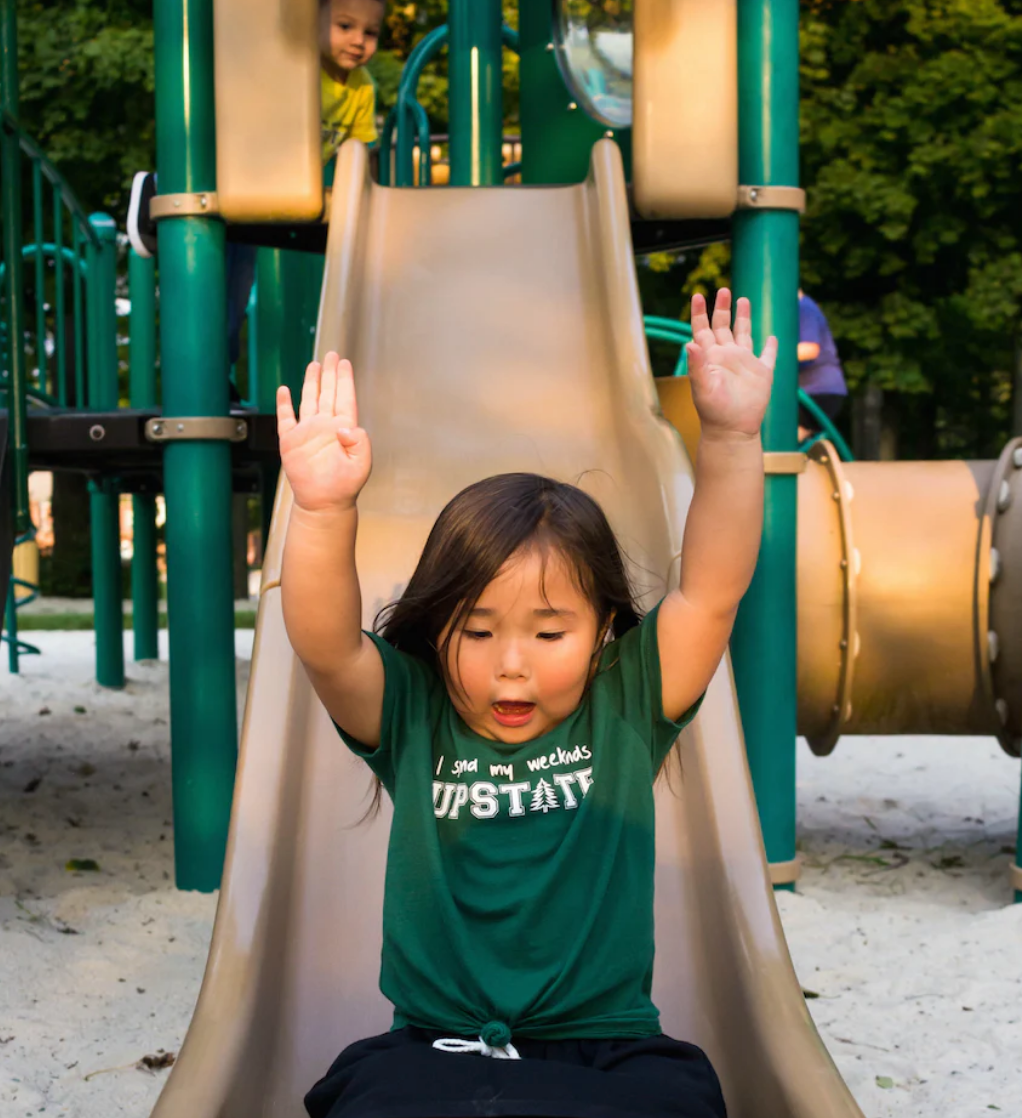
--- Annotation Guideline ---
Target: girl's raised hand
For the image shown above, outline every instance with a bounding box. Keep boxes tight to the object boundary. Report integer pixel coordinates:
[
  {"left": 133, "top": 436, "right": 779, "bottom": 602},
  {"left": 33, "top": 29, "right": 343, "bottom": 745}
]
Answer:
[
  {"left": 686, "top": 289, "right": 777, "bottom": 440},
  {"left": 276, "top": 353, "right": 372, "bottom": 513}
]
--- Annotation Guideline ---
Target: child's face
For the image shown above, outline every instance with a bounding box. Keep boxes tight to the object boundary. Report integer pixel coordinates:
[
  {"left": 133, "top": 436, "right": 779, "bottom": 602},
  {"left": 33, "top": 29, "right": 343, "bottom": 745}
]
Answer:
[
  {"left": 440, "top": 547, "right": 604, "bottom": 744},
  {"left": 319, "top": 0, "right": 382, "bottom": 74}
]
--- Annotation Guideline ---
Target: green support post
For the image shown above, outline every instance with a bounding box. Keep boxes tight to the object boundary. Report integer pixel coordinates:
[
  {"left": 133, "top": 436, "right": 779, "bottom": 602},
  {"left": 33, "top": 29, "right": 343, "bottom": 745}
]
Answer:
[
  {"left": 86, "top": 213, "right": 125, "bottom": 689},
  {"left": 155, "top": 0, "right": 238, "bottom": 891},
  {"left": 129, "top": 249, "right": 160, "bottom": 660},
  {"left": 0, "top": 0, "right": 28, "bottom": 537},
  {"left": 729, "top": 0, "right": 801, "bottom": 888},
  {"left": 253, "top": 248, "right": 321, "bottom": 548},
  {"left": 448, "top": 0, "right": 503, "bottom": 186}
]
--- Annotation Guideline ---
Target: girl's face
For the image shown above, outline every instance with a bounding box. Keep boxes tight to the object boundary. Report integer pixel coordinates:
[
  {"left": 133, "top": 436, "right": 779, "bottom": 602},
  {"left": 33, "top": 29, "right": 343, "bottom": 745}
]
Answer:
[{"left": 440, "top": 547, "right": 605, "bottom": 744}]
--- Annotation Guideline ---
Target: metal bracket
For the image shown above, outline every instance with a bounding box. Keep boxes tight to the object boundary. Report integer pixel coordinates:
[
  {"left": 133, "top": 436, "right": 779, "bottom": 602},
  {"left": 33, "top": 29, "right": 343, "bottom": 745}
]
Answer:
[
  {"left": 764, "top": 451, "right": 807, "bottom": 475},
  {"left": 150, "top": 191, "right": 221, "bottom": 220},
  {"left": 768, "top": 856, "right": 802, "bottom": 886},
  {"left": 736, "top": 185, "right": 806, "bottom": 214},
  {"left": 146, "top": 417, "right": 248, "bottom": 443}
]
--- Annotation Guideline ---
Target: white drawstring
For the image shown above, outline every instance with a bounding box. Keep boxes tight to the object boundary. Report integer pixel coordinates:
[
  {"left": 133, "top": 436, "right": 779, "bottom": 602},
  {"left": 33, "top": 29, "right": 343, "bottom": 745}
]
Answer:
[{"left": 432, "top": 1036, "right": 521, "bottom": 1060}]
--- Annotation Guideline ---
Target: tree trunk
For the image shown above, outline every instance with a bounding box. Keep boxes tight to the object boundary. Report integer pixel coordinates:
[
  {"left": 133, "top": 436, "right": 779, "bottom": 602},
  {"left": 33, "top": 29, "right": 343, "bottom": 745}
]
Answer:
[
  {"left": 879, "top": 392, "right": 899, "bottom": 461},
  {"left": 1013, "top": 327, "right": 1022, "bottom": 438},
  {"left": 47, "top": 473, "right": 93, "bottom": 596},
  {"left": 232, "top": 493, "right": 249, "bottom": 600},
  {"left": 45, "top": 309, "right": 92, "bottom": 597},
  {"left": 852, "top": 383, "right": 884, "bottom": 460}
]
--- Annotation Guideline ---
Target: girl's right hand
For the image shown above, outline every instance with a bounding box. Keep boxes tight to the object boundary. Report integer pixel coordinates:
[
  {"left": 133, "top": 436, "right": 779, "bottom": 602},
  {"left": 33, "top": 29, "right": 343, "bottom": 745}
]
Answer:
[{"left": 276, "top": 352, "right": 372, "bottom": 513}]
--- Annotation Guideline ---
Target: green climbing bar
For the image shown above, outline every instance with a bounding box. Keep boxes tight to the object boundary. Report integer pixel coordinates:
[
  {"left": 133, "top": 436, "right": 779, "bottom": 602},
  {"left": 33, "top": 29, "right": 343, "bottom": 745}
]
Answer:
[
  {"left": 130, "top": 248, "right": 160, "bottom": 661},
  {"left": 86, "top": 213, "right": 125, "bottom": 689}
]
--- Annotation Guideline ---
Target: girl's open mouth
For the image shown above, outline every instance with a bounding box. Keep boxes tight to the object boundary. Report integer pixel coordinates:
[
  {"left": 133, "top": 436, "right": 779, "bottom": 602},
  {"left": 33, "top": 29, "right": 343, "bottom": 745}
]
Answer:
[{"left": 492, "top": 701, "right": 536, "bottom": 727}]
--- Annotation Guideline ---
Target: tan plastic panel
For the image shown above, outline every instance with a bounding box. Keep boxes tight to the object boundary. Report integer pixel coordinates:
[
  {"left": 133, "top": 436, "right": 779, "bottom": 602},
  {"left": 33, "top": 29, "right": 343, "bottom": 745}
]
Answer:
[
  {"left": 633, "top": 0, "right": 738, "bottom": 219},
  {"left": 153, "top": 140, "right": 862, "bottom": 1118},
  {"left": 655, "top": 375, "right": 701, "bottom": 463},
  {"left": 213, "top": 0, "right": 323, "bottom": 221}
]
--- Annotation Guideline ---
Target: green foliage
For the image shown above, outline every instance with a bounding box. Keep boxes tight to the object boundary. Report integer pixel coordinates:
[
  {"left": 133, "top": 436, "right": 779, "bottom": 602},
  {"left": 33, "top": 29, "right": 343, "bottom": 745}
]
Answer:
[
  {"left": 800, "top": 0, "right": 1022, "bottom": 433},
  {"left": 15, "top": 0, "right": 154, "bottom": 220},
  {"left": 641, "top": 0, "right": 1022, "bottom": 457}
]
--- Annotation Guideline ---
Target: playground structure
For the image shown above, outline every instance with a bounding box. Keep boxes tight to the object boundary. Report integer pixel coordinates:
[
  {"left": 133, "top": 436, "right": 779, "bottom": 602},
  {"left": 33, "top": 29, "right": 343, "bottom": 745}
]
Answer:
[{"left": 0, "top": 0, "right": 1021, "bottom": 1112}]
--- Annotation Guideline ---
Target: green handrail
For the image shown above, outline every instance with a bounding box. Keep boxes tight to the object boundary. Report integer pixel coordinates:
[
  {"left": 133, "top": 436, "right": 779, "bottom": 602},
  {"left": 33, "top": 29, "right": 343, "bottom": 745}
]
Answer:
[
  {"left": 380, "top": 21, "right": 520, "bottom": 188},
  {"left": 642, "top": 316, "right": 692, "bottom": 377},
  {"left": 1, "top": 108, "right": 107, "bottom": 673},
  {"left": 796, "top": 391, "right": 854, "bottom": 461},
  {"left": 641, "top": 314, "right": 854, "bottom": 460}
]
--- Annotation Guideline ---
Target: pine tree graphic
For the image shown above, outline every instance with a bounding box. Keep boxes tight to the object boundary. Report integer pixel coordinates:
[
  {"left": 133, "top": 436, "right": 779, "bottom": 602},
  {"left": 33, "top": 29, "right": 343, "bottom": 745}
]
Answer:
[{"left": 530, "top": 779, "right": 559, "bottom": 813}]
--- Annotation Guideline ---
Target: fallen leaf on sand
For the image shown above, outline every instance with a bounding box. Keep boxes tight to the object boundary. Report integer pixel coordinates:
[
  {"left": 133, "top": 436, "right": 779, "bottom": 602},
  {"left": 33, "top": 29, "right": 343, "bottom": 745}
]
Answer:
[
  {"left": 65, "top": 858, "right": 101, "bottom": 872},
  {"left": 137, "top": 1051, "right": 176, "bottom": 1072}
]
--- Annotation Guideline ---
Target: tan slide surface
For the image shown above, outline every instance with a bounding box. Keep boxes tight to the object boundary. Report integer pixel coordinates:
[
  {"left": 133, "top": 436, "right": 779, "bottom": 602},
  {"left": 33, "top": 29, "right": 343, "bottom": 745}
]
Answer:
[{"left": 152, "top": 140, "right": 864, "bottom": 1118}]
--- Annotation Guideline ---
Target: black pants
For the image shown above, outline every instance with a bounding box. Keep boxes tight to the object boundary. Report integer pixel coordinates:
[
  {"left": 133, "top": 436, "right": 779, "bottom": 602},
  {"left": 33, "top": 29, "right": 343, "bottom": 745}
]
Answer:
[
  {"left": 798, "top": 392, "right": 845, "bottom": 433},
  {"left": 306, "top": 1027, "right": 727, "bottom": 1118}
]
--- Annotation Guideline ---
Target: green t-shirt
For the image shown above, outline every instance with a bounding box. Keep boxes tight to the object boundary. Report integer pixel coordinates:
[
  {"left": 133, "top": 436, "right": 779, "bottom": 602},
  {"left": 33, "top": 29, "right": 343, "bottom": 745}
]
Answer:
[{"left": 337, "top": 603, "right": 700, "bottom": 1041}]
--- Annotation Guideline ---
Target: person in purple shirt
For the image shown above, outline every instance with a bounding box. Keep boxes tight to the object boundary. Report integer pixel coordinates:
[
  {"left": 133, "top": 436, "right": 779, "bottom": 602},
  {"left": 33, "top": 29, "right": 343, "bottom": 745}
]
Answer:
[{"left": 798, "top": 289, "right": 847, "bottom": 440}]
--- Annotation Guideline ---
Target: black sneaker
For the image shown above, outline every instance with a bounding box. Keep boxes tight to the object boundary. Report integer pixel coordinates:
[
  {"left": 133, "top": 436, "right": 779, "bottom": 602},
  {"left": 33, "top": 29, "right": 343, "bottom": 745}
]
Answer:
[{"left": 127, "top": 170, "right": 158, "bottom": 258}]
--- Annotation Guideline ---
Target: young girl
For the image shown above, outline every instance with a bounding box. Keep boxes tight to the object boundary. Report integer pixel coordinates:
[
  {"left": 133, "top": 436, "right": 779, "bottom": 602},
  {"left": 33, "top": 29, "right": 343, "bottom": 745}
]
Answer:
[{"left": 277, "top": 290, "right": 776, "bottom": 1118}]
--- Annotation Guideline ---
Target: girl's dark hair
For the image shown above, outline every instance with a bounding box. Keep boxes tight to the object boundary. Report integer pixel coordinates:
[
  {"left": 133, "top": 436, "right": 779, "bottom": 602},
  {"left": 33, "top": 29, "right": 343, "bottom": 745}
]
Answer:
[{"left": 374, "top": 473, "right": 640, "bottom": 671}]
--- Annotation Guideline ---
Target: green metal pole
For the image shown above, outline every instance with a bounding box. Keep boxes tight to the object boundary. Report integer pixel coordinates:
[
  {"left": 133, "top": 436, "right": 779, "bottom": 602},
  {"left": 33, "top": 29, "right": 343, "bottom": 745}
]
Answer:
[
  {"left": 155, "top": 0, "right": 237, "bottom": 891},
  {"left": 86, "top": 213, "right": 125, "bottom": 689},
  {"left": 448, "top": 0, "right": 503, "bottom": 186},
  {"left": 0, "top": 0, "right": 28, "bottom": 537},
  {"left": 129, "top": 248, "right": 159, "bottom": 660},
  {"left": 729, "top": 0, "right": 800, "bottom": 888}
]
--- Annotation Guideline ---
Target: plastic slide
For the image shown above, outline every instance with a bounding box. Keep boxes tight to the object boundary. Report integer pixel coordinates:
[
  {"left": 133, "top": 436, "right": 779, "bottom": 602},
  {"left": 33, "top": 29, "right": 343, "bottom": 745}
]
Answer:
[{"left": 151, "top": 140, "right": 864, "bottom": 1118}]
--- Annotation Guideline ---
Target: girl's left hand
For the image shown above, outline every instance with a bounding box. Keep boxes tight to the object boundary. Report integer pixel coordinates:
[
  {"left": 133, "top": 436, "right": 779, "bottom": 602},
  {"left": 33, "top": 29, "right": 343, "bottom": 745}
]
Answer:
[{"left": 686, "top": 289, "right": 777, "bottom": 439}]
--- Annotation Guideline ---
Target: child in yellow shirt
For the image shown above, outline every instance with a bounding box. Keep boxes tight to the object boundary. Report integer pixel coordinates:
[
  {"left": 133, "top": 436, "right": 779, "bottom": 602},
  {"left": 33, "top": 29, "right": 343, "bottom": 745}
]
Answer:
[{"left": 319, "top": 0, "right": 383, "bottom": 163}]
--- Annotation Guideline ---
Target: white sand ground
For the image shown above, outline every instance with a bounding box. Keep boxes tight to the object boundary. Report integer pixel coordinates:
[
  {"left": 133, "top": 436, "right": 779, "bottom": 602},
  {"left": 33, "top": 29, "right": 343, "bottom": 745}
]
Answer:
[{"left": 1, "top": 631, "right": 1020, "bottom": 1118}]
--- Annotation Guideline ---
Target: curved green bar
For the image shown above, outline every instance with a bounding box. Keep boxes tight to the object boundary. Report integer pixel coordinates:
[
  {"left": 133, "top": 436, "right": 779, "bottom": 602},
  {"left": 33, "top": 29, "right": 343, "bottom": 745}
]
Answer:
[
  {"left": 0, "top": 242, "right": 89, "bottom": 283},
  {"left": 384, "top": 20, "right": 521, "bottom": 189},
  {"left": 644, "top": 315, "right": 693, "bottom": 339},
  {"left": 795, "top": 391, "right": 854, "bottom": 461}
]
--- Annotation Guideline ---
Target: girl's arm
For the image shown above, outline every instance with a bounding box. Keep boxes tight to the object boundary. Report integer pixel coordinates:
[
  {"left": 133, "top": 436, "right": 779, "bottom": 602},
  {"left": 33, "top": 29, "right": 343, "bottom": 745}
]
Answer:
[
  {"left": 658, "top": 290, "right": 777, "bottom": 720},
  {"left": 277, "top": 354, "right": 385, "bottom": 747}
]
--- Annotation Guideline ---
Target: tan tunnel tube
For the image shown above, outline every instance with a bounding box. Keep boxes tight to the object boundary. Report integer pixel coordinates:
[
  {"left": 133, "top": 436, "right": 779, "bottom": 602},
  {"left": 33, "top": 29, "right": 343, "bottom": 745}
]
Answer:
[{"left": 656, "top": 377, "right": 1022, "bottom": 757}]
